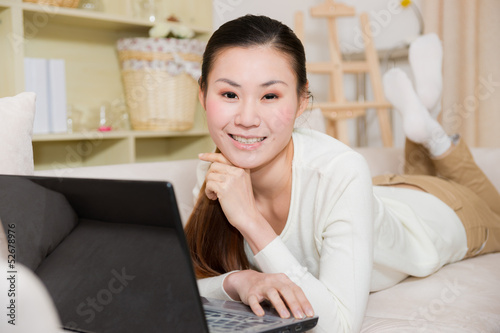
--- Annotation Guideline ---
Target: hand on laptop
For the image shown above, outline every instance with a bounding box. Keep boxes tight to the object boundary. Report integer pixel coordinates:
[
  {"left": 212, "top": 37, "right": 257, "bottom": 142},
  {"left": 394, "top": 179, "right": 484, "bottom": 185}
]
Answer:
[{"left": 223, "top": 270, "right": 315, "bottom": 320}]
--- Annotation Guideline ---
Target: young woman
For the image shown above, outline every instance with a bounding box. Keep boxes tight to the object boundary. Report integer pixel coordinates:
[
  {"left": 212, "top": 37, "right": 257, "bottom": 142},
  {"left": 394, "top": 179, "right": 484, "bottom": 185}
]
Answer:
[{"left": 184, "top": 15, "right": 500, "bottom": 332}]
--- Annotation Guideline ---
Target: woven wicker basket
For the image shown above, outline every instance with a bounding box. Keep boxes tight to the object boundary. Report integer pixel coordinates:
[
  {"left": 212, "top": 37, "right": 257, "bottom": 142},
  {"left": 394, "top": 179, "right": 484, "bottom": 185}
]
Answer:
[
  {"left": 23, "top": 0, "right": 80, "bottom": 8},
  {"left": 118, "top": 45, "right": 202, "bottom": 131}
]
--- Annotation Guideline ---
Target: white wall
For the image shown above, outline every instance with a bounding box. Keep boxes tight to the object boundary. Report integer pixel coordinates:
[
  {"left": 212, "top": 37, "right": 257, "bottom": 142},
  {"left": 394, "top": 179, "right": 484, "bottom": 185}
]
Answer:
[{"left": 211, "top": 0, "right": 423, "bottom": 147}]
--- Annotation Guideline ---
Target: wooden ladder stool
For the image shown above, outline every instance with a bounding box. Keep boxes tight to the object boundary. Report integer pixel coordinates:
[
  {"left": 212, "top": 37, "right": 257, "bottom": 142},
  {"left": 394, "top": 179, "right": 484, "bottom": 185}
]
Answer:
[{"left": 295, "top": 0, "right": 393, "bottom": 147}]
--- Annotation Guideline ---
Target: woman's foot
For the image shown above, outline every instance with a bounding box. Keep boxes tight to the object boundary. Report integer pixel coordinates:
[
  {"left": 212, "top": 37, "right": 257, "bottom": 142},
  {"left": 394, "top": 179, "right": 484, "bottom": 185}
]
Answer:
[
  {"left": 409, "top": 33, "right": 443, "bottom": 118},
  {"left": 383, "top": 68, "right": 451, "bottom": 157}
]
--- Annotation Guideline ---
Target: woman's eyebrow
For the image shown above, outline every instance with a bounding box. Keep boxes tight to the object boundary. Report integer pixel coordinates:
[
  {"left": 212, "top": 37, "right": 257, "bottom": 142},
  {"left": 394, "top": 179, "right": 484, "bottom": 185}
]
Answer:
[
  {"left": 214, "top": 78, "right": 288, "bottom": 88},
  {"left": 215, "top": 78, "right": 241, "bottom": 87},
  {"left": 261, "top": 80, "right": 288, "bottom": 87}
]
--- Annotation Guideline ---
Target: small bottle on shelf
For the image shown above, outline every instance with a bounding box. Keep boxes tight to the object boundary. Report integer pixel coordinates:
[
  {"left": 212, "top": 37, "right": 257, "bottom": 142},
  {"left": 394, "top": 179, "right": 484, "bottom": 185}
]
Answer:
[
  {"left": 78, "top": 0, "right": 105, "bottom": 11},
  {"left": 98, "top": 104, "right": 112, "bottom": 132}
]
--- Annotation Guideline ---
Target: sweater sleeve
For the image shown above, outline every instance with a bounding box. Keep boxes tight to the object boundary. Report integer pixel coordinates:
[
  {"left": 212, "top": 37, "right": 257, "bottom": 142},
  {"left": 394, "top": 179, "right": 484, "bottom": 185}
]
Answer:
[
  {"left": 254, "top": 152, "right": 374, "bottom": 333},
  {"left": 197, "top": 271, "right": 239, "bottom": 301}
]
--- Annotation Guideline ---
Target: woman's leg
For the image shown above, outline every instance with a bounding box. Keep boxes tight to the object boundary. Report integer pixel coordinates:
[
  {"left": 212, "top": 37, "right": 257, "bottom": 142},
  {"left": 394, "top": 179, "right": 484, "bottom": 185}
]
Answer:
[
  {"left": 404, "top": 138, "right": 436, "bottom": 176},
  {"left": 432, "top": 138, "right": 500, "bottom": 217},
  {"left": 385, "top": 34, "right": 446, "bottom": 176},
  {"left": 383, "top": 66, "right": 445, "bottom": 177},
  {"left": 408, "top": 33, "right": 443, "bottom": 118},
  {"left": 383, "top": 68, "right": 451, "bottom": 158},
  {"left": 384, "top": 67, "right": 500, "bottom": 217},
  {"left": 383, "top": 68, "right": 500, "bottom": 258},
  {"left": 430, "top": 139, "right": 500, "bottom": 257}
]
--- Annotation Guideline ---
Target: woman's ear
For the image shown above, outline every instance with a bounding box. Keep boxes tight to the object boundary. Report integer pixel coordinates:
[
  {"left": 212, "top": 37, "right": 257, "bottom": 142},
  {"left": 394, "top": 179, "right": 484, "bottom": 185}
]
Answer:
[
  {"left": 198, "top": 86, "right": 206, "bottom": 109},
  {"left": 296, "top": 81, "right": 310, "bottom": 118}
]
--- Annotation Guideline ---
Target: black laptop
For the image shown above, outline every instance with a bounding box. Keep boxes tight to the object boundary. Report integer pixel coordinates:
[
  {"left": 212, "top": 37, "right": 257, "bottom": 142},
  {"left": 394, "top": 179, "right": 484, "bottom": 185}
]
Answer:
[{"left": 0, "top": 175, "right": 318, "bottom": 333}]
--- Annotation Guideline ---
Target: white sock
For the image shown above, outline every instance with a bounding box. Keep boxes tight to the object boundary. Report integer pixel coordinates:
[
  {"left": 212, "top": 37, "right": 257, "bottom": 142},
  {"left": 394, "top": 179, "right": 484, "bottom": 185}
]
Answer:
[
  {"left": 383, "top": 68, "right": 451, "bottom": 157},
  {"left": 409, "top": 33, "right": 443, "bottom": 118}
]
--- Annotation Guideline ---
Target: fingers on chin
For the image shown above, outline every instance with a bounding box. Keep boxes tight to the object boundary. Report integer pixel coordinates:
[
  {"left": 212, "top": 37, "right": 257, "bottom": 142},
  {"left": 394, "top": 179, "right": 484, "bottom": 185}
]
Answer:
[
  {"left": 204, "top": 189, "right": 217, "bottom": 200},
  {"left": 201, "top": 153, "right": 231, "bottom": 165}
]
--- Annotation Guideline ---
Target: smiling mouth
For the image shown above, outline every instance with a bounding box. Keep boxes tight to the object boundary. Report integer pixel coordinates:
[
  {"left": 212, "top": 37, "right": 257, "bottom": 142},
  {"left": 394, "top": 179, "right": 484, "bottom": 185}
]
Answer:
[{"left": 229, "top": 134, "right": 266, "bottom": 144}]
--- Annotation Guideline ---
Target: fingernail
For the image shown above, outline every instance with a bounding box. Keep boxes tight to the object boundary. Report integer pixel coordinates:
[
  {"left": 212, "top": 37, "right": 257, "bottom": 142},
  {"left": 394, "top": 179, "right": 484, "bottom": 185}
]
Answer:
[
  {"left": 198, "top": 153, "right": 204, "bottom": 158},
  {"left": 295, "top": 311, "right": 305, "bottom": 319},
  {"left": 256, "top": 309, "right": 265, "bottom": 316},
  {"left": 306, "top": 308, "right": 314, "bottom": 317},
  {"left": 280, "top": 309, "right": 290, "bottom": 318}
]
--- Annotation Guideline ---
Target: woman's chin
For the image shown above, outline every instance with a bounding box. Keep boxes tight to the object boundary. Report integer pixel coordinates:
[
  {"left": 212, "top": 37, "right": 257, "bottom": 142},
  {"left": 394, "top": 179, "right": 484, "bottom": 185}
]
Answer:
[{"left": 221, "top": 150, "right": 265, "bottom": 170}]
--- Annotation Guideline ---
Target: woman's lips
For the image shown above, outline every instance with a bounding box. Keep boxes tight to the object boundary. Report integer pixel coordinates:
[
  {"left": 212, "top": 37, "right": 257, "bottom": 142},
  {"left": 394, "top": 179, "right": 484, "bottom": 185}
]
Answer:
[{"left": 229, "top": 134, "right": 266, "bottom": 144}]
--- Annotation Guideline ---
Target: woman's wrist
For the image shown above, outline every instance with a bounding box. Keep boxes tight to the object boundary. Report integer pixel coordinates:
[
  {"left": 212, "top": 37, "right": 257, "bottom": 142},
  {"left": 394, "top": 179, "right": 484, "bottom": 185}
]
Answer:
[
  {"left": 237, "top": 213, "right": 278, "bottom": 255},
  {"left": 223, "top": 271, "right": 245, "bottom": 301}
]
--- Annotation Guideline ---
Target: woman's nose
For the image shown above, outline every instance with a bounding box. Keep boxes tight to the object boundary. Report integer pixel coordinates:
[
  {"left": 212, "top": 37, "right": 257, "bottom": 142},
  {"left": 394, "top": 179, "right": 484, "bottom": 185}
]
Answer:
[{"left": 234, "top": 102, "right": 261, "bottom": 127}]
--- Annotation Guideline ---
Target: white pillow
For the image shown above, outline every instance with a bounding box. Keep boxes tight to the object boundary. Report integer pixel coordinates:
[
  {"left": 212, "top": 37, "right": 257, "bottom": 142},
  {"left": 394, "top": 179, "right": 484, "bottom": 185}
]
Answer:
[
  {"left": 0, "top": 223, "right": 62, "bottom": 332},
  {"left": 0, "top": 92, "right": 36, "bottom": 175}
]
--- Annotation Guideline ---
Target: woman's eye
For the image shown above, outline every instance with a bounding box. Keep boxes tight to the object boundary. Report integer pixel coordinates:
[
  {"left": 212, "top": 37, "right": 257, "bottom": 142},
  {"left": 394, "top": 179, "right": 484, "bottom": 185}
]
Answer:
[
  {"left": 222, "top": 92, "right": 238, "bottom": 99},
  {"left": 263, "top": 94, "right": 278, "bottom": 100}
]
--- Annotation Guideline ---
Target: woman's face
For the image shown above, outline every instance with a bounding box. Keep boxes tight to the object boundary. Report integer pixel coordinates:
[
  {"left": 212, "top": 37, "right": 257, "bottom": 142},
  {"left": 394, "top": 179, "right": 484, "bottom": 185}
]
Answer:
[{"left": 201, "top": 46, "right": 308, "bottom": 170}]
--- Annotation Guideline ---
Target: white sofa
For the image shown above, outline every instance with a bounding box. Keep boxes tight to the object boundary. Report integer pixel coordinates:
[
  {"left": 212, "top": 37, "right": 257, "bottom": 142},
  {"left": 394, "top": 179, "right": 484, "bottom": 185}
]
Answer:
[{"left": 35, "top": 146, "right": 500, "bottom": 332}]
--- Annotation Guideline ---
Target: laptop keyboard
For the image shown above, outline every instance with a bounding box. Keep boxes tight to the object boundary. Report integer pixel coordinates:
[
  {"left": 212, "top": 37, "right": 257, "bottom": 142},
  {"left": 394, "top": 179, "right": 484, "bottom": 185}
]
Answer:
[{"left": 205, "top": 309, "right": 281, "bottom": 332}]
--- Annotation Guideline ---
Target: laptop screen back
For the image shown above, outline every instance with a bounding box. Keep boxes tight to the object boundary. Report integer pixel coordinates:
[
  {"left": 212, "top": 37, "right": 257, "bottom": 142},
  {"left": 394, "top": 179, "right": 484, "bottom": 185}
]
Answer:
[{"left": 0, "top": 175, "right": 208, "bottom": 333}]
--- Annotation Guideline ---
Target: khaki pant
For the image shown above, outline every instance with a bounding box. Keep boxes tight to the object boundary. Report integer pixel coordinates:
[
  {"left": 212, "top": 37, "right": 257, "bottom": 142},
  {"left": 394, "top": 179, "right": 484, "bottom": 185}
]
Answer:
[{"left": 372, "top": 138, "right": 500, "bottom": 259}]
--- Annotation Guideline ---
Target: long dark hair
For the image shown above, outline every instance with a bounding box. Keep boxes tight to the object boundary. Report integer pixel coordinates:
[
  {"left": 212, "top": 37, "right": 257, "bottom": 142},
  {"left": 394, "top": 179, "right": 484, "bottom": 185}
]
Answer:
[{"left": 185, "top": 15, "right": 309, "bottom": 278}]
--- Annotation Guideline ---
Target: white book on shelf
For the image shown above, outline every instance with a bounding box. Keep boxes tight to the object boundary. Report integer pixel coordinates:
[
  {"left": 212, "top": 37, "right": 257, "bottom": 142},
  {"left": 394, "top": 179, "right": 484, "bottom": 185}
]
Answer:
[
  {"left": 24, "top": 57, "right": 51, "bottom": 134},
  {"left": 48, "top": 59, "right": 68, "bottom": 133}
]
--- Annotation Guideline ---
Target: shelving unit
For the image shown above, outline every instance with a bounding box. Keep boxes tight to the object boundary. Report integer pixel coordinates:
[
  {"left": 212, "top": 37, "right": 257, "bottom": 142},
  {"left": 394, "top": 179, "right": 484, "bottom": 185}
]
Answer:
[
  {"left": 32, "top": 110, "right": 213, "bottom": 170},
  {"left": 0, "top": 0, "right": 214, "bottom": 170}
]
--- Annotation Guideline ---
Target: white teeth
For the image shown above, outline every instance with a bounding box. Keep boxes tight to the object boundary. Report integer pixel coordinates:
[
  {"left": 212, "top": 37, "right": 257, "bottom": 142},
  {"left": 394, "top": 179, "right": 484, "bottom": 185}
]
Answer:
[{"left": 231, "top": 135, "right": 265, "bottom": 144}]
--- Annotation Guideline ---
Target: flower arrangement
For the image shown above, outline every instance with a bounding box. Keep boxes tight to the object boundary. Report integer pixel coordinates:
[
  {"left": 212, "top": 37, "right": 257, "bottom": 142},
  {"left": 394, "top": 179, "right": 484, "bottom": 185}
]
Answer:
[{"left": 148, "top": 15, "right": 195, "bottom": 39}]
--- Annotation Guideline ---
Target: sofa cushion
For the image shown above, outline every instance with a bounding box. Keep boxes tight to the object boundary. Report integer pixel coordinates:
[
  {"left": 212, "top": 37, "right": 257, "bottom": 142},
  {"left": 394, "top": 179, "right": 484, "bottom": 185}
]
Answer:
[
  {"left": 0, "top": 92, "right": 36, "bottom": 175},
  {"left": 0, "top": 176, "right": 79, "bottom": 271},
  {"left": 362, "top": 252, "right": 500, "bottom": 332}
]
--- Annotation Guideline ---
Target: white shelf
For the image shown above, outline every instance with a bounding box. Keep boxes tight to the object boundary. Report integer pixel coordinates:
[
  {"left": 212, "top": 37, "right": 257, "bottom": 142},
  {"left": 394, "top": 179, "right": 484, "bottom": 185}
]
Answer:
[
  {"left": 33, "top": 128, "right": 210, "bottom": 142},
  {"left": 1, "top": 0, "right": 211, "bottom": 33},
  {"left": 32, "top": 127, "right": 214, "bottom": 170},
  {"left": 0, "top": 0, "right": 214, "bottom": 170}
]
